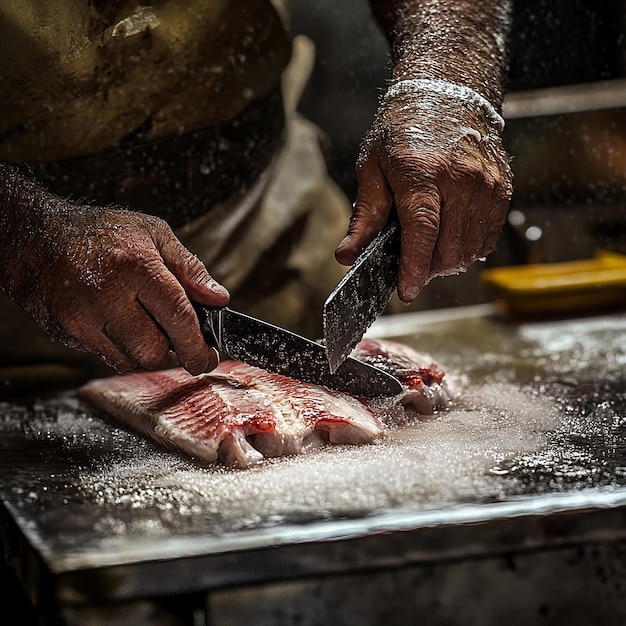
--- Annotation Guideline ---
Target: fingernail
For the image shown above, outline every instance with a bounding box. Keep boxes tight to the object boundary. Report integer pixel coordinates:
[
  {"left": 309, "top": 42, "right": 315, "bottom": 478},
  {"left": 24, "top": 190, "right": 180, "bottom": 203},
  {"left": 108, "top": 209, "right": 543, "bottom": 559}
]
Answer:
[
  {"left": 336, "top": 235, "right": 352, "bottom": 250},
  {"left": 206, "top": 277, "right": 230, "bottom": 298},
  {"left": 401, "top": 285, "right": 420, "bottom": 302}
]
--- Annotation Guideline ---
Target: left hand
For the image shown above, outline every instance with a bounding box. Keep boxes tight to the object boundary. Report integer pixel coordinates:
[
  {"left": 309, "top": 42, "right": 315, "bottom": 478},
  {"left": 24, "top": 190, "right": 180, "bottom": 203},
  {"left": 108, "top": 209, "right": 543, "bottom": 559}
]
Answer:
[
  {"left": 335, "top": 86, "right": 513, "bottom": 303},
  {"left": 2, "top": 200, "right": 229, "bottom": 375}
]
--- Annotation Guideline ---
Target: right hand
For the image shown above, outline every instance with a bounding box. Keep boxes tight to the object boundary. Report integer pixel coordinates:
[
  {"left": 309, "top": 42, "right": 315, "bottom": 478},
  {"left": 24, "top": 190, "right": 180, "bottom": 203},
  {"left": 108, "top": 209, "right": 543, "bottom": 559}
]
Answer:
[
  {"left": 5, "top": 200, "right": 229, "bottom": 375},
  {"left": 335, "top": 84, "right": 512, "bottom": 303}
]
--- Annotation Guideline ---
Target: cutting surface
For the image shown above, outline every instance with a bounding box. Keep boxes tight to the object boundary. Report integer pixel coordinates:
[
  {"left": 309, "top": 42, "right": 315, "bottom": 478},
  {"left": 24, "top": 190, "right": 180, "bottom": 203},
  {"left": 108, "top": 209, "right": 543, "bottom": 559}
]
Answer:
[{"left": 1, "top": 307, "right": 626, "bottom": 579}]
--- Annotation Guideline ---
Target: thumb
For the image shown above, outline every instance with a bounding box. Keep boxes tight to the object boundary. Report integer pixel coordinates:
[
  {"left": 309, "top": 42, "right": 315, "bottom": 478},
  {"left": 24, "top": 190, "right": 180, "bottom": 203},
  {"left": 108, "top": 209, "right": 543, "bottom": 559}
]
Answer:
[{"left": 336, "top": 158, "right": 392, "bottom": 265}]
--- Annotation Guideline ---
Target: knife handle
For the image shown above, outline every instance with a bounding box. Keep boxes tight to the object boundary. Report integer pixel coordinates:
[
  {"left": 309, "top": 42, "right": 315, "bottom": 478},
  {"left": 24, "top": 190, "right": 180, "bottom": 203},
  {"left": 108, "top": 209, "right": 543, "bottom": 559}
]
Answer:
[{"left": 192, "top": 303, "right": 222, "bottom": 351}]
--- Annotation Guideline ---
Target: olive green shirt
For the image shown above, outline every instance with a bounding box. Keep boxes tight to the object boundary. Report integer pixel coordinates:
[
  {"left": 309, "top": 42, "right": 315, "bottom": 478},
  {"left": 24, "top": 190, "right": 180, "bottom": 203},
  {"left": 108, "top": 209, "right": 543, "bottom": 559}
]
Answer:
[{"left": 0, "top": 0, "right": 290, "bottom": 163}]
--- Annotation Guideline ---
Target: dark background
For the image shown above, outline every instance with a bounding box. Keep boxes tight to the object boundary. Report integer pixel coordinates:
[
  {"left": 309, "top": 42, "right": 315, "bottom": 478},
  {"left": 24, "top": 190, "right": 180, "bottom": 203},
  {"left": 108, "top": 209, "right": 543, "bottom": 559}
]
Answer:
[{"left": 291, "top": 0, "right": 626, "bottom": 199}]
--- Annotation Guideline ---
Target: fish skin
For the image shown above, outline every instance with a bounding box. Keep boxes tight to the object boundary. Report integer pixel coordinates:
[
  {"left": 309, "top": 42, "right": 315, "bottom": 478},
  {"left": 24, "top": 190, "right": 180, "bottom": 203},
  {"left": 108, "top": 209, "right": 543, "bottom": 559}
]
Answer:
[{"left": 80, "top": 339, "right": 452, "bottom": 469}]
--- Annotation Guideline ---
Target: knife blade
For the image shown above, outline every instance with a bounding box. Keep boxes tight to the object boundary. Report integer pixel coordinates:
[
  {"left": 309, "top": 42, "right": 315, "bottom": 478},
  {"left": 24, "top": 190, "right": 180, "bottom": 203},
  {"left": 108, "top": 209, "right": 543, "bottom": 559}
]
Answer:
[
  {"left": 194, "top": 305, "right": 403, "bottom": 397},
  {"left": 323, "top": 218, "right": 401, "bottom": 373}
]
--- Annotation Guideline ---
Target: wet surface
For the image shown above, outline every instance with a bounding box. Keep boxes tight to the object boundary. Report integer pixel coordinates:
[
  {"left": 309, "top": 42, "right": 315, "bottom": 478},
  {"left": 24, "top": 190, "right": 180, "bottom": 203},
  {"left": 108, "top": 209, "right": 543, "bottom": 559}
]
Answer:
[
  {"left": 378, "top": 310, "right": 626, "bottom": 493},
  {"left": 1, "top": 309, "right": 626, "bottom": 577}
]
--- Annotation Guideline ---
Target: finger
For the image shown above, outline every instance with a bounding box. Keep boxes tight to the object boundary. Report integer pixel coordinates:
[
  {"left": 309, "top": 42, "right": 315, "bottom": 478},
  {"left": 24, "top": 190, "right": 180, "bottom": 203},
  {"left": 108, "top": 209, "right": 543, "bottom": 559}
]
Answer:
[
  {"left": 158, "top": 231, "right": 230, "bottom": 307},
  {"left": 62, "top": 315, "right": 137, "bottom": 373},
  {"left": 430, "top": 176, "right": 481, "bottom": 275},
  {"left": 136, "top": 264, "right": 215, "bottom": 376},
  {"left": 103, "top": 302, "right": 171, "bottom": 371},
  {"left": 482, "top": 215, "right": 505, "bottom": 256},
  {"left": 457, "top": 172, "right": 509, "bottom": 267},
  {"left": 463, "top": 187, "right": 497, "bottom": 265},
  {"left": 204, "top": 347, "right": 220, "bottom": 373},
  {"left": 77, "top": 332, "right": 137, "bottom": 374},
  {"left": 335, "top": 158, "right": 392, "bottom": 265},
  {"left": 395, "top": 182, "right": 442, "bottom": 303},
  {"left": 482, "top": 182, "right": 512, "bottom": 255}
]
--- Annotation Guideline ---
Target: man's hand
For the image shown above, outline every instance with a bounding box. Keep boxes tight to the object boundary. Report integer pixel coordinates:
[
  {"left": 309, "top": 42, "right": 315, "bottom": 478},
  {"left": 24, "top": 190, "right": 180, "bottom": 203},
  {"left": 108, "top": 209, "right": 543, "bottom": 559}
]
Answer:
[
  {"left": 336, "top": 83, "right": 512, "bottom": 302},
  {"left": 338, "top": 0, "right": 513, "bottom": 302},
  {"left": 1, "top": 173, "right": 229, "bottom": 374}
]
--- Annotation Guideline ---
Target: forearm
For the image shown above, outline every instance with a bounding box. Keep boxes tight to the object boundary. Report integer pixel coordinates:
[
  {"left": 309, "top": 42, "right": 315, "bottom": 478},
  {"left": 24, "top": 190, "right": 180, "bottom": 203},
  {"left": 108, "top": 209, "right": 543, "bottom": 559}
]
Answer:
[
  {"left": 0, "top": 163, "right": 57, "bottom": 299},
  {"left": 339, "top": 1, "right": 514, "bottom": 300},
  {"left": 368, "top": 0, "right": 512, "bottom": 106}
]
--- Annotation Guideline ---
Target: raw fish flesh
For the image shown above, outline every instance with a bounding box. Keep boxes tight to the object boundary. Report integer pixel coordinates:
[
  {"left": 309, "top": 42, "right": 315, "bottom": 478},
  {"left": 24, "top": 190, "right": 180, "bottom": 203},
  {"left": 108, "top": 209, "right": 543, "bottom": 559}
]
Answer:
[
  {"left": 352, "top": 338, "right": 452, "bottom": 415},
  {"left": 80, "top": 339, "right": 451, "bottom": 469}
]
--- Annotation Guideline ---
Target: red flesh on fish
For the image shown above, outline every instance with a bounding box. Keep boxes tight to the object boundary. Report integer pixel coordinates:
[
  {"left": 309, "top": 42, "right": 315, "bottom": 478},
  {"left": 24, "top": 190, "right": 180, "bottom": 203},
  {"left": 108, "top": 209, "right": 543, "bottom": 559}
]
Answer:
[
  {"left": 351, "top": 338, "right": 451, "bottom": 415},
  {"left": 80, "top": 338, "right": 451, "bottom": 468}
]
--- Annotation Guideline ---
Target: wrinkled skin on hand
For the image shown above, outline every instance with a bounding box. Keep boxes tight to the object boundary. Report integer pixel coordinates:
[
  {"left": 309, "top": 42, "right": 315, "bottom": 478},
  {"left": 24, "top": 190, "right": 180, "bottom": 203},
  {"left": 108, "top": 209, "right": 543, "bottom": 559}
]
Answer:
[
  {"left": 335, "top": 89, "right": 513, "bottom": 303},
  {"left": 6, "top": 200, "right": 229, "bottom": 374}
]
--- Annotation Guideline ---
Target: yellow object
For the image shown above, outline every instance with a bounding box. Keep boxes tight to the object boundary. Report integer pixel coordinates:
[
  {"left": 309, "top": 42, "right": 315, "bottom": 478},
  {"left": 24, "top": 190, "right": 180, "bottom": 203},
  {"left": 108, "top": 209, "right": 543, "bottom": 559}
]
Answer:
[{"left": 481, "top": 251, "right": 626, "bottom": 316}]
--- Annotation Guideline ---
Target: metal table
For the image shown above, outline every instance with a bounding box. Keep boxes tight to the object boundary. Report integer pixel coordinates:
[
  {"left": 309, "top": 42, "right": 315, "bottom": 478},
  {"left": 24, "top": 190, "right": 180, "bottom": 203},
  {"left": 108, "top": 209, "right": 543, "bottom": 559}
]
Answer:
[{"left": 2, "top": 305, "right": 626, "bottom": 625}]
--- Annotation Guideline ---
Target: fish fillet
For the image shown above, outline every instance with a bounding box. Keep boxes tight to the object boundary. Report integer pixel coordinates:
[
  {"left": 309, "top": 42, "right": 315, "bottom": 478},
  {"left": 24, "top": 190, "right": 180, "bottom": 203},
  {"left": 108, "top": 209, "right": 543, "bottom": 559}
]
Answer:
[
  {"left": 80, "top": 339, "right": 451, "bottom": 468},
  {"left": 352, "top": 338, "right": 452, "bottom": 415}
]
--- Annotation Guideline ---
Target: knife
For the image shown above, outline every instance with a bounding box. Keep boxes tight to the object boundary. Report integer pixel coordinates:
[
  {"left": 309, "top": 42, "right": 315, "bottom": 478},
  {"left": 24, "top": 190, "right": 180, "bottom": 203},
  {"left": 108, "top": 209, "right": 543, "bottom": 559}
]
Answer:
[
  {"left": 323, "top": 218, "right": 401, "bottom": 373},
  {"left": 194, "top": 305, "right": 403, "bottom": 397}
]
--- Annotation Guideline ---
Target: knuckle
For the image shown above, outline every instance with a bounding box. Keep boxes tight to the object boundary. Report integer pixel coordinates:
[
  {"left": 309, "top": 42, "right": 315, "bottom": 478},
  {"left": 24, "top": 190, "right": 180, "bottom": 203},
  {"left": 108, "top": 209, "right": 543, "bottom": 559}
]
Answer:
[
  {"left": 406, "top": 204, "right": 440, "bottom": 238},
  {"left": 143, "top": 213, "right": 170, "bottom": 233},
  {"left": 145, "top": 258, "right": 169, "bottom": 279},
  {"left": 108, "top": 247, "right": 133, "bottom": 267},
  {"left": 180, "top": 252, "right": 208, "bottom": 280},
  {"left": 136, "top": 338, "right": 170, "bottom": 371},
  {"left": 136, "top": 259, "right": 173, "bottom": 289},
  {"left": 389, "top": 150, "right": 441, "bottom": 182},
  {"left": 452, "top": 158, "right": 486, "bottom": 183},
  {"left": 475, "top": 160, "right": 514, "bottom": 200},
  {"left": 116, "top": 323, "right": 171, "bottom": 370},
  {"left": 107, "top": 246, "right": 151, "bottom": 276},
  {"left": 62, "top": 314, "right": 90, "bottom": 341},
  {"left": 149, "top": 217, "right": 176, "bottom": 244},
  {"left": 169, "top": 292, "right": 194, "bottom": 325},
  {"left": 351, "top": 200, "right": 387, "bottom": 230}
]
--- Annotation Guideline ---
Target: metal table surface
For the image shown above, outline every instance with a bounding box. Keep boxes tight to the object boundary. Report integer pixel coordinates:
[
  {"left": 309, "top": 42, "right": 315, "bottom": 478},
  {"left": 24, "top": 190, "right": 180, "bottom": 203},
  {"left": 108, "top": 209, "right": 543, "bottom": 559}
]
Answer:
[{"left": 2, "top": 305, "right": 626, "bottom": 622}]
